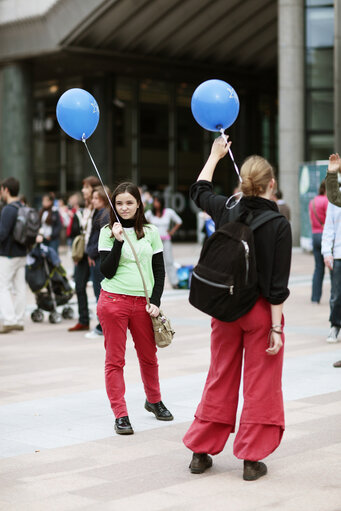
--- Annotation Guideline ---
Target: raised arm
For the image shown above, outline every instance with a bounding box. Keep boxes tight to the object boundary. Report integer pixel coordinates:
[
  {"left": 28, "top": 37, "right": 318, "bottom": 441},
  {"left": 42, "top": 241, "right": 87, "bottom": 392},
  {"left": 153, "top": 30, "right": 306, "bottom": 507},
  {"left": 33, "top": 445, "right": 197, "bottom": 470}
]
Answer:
[{"left": 197, "top": 136, "right": 231, "bottom": 182}]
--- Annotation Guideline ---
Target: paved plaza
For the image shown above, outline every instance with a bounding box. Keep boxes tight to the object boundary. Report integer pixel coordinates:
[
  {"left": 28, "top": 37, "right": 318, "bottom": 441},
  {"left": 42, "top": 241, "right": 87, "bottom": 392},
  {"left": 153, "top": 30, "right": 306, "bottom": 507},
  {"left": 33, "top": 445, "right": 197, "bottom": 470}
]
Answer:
[{"left": 0, "top": 244, "right": 340, "bottom": 510}]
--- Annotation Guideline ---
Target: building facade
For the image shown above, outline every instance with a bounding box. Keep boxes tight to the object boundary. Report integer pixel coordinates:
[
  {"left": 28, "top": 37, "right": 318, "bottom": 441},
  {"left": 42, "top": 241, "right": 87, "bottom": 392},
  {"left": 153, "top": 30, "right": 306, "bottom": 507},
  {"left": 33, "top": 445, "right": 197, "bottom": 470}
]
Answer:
[{"left": 0, "top": 0, "right": 336, "bottom": 242}]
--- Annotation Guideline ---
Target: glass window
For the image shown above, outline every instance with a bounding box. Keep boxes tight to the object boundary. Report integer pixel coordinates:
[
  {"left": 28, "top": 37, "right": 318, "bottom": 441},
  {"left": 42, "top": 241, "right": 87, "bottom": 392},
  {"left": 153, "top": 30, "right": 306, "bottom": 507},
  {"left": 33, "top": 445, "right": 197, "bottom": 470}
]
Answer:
[
  {"left": 306, "top": 7, "right": 334, "bottom": 48},
  {"left": 306, "top": 1, "right": 333, "bottom": 6},
  {"left": 307, "top": 91, "right": 333, "bottom": 131},
  {"left": 307, "top": 133, "right": 334, "bottom": 160},
  {"left": 306, "top": 48, "right": 333, "bottom": 88}
]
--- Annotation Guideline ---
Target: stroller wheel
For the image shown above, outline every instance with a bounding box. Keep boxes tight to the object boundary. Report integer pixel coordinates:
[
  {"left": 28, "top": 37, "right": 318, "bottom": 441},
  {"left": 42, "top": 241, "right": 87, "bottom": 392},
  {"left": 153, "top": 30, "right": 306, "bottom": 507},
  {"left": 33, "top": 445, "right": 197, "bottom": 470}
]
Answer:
[
  {"left": 49, "top": 311, "right": 62, "bottom": 324},
  {"left": 62, "top": 306, "right": 74, "bottom": 320},
  {"left": 31, "top": 309, "right": 44, "bottom": 323}
]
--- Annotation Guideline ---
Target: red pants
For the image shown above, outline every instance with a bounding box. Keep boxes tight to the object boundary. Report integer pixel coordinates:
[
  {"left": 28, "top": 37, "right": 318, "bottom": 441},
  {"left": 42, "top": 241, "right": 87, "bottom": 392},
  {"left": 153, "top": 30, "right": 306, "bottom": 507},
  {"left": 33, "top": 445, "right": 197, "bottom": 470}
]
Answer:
[
  {"left": 183, "top": 297, "right": 285, "bottom": 461},
  {"left": 97, "top": 290, "right": 161, "bottom": 418}
]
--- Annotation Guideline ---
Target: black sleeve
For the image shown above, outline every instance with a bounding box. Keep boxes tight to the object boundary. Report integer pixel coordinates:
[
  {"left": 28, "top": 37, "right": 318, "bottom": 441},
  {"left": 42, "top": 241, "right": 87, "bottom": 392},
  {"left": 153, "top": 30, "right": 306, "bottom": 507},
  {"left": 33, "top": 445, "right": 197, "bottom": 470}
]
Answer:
[
  {"left": 267, "top": 221, "right": 292, "bottom": 304},
  {"left": 51, "top": 211, "right": 62, "bottom": 239},
  {"left": 150, "top": 251, "right": 165, "bottom": 307},
  {"left": 190, "top": 180, "right": 228, "bottom": 226},
  {"left": 0, "top": 204, "right": 17, "bottom": 242},
  {"left": 99, "top": 240, "right": 124, "bottom": 279}
]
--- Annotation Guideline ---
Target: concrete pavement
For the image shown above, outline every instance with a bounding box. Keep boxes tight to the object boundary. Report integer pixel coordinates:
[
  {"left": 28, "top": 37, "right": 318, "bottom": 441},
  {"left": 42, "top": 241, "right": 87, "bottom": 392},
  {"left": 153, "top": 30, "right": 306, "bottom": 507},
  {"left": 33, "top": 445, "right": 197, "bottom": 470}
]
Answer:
[{"left": 0, "top": 245, "right": 340, "bottom": 511}]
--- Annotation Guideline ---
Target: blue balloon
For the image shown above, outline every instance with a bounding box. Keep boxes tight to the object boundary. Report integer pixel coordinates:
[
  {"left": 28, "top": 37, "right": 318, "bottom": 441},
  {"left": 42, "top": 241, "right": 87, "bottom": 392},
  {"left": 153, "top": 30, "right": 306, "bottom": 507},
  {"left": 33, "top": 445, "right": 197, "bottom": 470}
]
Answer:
[
  {"left": 191, "top": 79, "right": 239, "bottom": 132},
  {"left": 56, "top": 88, "right": 100, "bottom": 140}
]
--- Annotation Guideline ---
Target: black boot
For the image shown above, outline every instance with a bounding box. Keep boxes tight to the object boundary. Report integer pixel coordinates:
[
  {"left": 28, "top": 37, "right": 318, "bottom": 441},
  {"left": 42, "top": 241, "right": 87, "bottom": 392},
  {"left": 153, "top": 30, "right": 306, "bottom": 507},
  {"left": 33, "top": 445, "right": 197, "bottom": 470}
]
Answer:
[
  {"left": 189, "top": 453, "right": 213, "bottom": 474},
  {"left": 243, "top": 460, "right": 267, "bottom": 481},
  {"left": 144, "top": 400, "right": 174, "bottom": 421},
  {"left": 114, "top": 416, "right": 134, "bottom": 435}
]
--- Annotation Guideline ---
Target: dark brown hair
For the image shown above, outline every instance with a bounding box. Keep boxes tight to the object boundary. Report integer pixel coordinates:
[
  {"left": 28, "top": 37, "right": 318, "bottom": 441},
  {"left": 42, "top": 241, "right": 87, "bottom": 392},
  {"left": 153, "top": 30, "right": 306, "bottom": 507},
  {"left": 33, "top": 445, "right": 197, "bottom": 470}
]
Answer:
[
  {"left": 93, "top": 186, "right": 110, "bottom": 208},
  {"left": 82, "top": 176, "right": 101, "bottom": 188},
  {"left": 319, "top": 180, "right": 326, "bottom": 195},
  {"left": 109, "top": 182, "right": 148, "bottom": 240},
  {"left": 40, "top": 192, "right": 55, "bottom": 225},
  {"left": 1, "top": 177, "right": 19, "bottom": 196}
]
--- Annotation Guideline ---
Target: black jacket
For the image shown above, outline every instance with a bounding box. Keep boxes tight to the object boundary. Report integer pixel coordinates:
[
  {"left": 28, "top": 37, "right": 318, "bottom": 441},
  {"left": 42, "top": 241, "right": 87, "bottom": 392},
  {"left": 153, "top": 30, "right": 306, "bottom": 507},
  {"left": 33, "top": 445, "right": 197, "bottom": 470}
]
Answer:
[
  {"left": 191, "top": 180, "right": 291, "bottom": 305},
  {"left": 0, "top": 201, "right": 27, "bottom": 257},
  {"left": 87, "top": 208, "right": 110, "bottom": 260}
]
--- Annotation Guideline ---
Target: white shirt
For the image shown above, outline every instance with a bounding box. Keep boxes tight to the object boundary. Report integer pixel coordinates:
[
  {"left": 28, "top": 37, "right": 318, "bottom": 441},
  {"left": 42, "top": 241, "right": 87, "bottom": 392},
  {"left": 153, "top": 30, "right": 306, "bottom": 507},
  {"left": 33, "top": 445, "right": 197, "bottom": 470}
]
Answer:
[
  {"left": 145, "top": 208, "right": 182, "bottom": 240},
  {"left": 322, "top": 202, "right": 341, "bottom": 259}
]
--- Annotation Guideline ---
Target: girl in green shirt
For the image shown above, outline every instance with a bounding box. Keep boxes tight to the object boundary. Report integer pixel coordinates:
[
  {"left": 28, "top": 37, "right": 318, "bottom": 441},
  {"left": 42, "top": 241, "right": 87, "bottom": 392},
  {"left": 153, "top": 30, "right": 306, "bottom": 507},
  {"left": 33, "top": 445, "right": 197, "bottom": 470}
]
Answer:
[{"left": 97, "top": 182, "right": 173, "bottom": 435}]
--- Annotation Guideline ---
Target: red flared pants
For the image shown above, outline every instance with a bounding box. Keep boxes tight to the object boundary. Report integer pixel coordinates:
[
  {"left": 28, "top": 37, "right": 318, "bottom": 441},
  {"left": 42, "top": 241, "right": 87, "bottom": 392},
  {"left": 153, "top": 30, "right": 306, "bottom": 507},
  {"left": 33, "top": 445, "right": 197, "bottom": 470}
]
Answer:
[
  {"left": 183, "top": 297, "right": 285, "bottom": 461},
  {"left": 97, "top": 290, "right": 161, "bottom": 418}
]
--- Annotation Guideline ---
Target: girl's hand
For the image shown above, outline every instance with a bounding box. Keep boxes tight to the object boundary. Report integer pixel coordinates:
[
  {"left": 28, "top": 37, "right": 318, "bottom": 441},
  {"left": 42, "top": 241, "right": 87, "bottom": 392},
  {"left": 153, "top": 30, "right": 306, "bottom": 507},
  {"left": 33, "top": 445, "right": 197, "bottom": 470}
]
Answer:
[
  {"left": 328, "top": 153, "right": 341, "bottom": 173},
  {"left": 210, "top": 135, "right": 231, "bottom": 160},
  {"left": 266, "top": 331, "right": 283, "bottom": 355},
  {"left": 146, "top": 304, "right": 159, "bottom": 317},
  {"left": 112, "top": 222, "right": 124, "bottom": 242}
]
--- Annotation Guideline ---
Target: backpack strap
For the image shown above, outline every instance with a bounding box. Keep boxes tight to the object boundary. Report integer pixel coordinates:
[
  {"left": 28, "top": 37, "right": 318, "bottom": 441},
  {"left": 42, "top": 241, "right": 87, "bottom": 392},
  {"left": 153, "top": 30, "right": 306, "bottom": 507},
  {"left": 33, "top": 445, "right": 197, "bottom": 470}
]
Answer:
[{"left": 250, "top": 210, "right": 283, "bottom": 231}]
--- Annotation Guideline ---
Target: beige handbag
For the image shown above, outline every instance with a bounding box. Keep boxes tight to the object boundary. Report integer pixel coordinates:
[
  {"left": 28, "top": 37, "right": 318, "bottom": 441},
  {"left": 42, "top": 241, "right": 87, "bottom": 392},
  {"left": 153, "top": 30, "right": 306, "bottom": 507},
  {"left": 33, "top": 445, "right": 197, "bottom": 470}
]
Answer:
[
  {"left": 71, "top": 233, "right": 85, "bottom": 262},
  {"left": 123, "top": 230, "right": 175, "bottom": 348}
]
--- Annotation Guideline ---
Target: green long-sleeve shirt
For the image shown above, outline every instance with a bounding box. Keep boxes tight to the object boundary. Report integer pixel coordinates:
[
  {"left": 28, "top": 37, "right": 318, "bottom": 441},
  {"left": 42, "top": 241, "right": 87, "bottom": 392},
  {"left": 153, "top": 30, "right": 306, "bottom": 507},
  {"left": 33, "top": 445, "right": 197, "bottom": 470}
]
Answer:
[{"left": 326, "top": 171, "right": 341, "bottom": 207}]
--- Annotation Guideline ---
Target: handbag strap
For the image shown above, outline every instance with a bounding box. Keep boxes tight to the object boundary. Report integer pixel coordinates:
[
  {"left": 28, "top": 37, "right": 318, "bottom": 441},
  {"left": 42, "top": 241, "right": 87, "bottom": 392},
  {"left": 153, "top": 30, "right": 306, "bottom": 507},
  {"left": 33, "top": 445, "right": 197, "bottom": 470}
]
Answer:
[
  {"left": 312, "top": 198, "right": 324, "bottom": 227},
  {"left": 120, "top": 227, "right": 151, "bottom": 307}
]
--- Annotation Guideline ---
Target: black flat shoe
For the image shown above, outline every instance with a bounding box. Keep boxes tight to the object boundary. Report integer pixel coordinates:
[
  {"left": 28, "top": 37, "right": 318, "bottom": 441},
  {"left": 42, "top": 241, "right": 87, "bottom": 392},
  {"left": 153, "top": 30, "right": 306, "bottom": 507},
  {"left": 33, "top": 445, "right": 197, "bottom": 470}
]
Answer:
[
  {"left": 144, "top": 400, "right": 174, "bottom": 421},
  {"left": 243, "top": 460, "right": 267, "bottom": 481},
  {"left": 189, "top": 453, "right": 212, "bottom": 474},
  {"left": 114, "top": 416, "right": 134, "bottom": 435}
]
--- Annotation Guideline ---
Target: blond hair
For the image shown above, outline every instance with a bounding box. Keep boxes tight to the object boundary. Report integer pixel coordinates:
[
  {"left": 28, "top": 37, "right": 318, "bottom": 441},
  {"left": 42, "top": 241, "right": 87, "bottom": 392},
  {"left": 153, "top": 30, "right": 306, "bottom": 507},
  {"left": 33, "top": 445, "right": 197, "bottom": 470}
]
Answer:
[{"left": 240, "top": 156, "right": 274, "bottom": 197}]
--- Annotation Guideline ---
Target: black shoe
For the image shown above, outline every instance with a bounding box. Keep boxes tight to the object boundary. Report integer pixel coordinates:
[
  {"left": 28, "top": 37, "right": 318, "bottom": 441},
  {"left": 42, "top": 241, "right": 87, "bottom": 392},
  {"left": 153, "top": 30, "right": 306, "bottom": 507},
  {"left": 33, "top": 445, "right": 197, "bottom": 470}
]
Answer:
[
  {"left": 144, "top": 400, "right": 174, "bottom": 421},
  {"left": 243, "top": 460, "right": 267, "bottom": 481},
  {"left": 114, "top": 416, "right": 134, "bottom": 435},
  {"left": 189, "top": 453, "right": 212, "bottom": 474}
]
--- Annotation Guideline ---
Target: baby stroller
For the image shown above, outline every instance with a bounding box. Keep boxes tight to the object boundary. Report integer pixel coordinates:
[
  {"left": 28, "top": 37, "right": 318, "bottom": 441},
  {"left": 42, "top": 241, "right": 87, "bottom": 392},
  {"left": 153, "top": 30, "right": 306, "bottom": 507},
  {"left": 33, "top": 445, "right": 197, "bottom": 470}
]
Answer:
[{"left": 26, "top": 243, "right": 74, "bottom": 323}]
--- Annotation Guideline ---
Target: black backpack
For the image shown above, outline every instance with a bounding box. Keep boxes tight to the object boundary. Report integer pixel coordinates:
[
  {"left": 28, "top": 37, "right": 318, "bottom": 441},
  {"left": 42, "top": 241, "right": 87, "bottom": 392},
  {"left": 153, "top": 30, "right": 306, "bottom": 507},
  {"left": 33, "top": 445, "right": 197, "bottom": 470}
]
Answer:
[
  {"left": 189, "top": 210, "right": 282, "bottom": 322},
  {"left": 11, "top": 203, "right": 41, "bottom": 248}
]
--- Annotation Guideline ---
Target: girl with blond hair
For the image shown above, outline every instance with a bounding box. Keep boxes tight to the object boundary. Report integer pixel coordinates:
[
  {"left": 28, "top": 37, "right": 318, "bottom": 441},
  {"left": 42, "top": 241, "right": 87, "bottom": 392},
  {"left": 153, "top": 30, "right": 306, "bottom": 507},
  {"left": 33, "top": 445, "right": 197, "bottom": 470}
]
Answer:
[{"left": 183, "top": 136, "right": 292, "bottom": 481}]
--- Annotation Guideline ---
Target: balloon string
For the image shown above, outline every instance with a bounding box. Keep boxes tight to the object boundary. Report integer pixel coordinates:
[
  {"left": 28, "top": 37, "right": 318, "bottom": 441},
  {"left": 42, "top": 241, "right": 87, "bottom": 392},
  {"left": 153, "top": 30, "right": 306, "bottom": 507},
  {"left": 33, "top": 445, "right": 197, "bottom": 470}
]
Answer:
[
  {"left": 82, "top": 137, "right": 120, "bottom": 223},
  {"left": 219, "top": 128, "right": 242, "bottom": 183}
]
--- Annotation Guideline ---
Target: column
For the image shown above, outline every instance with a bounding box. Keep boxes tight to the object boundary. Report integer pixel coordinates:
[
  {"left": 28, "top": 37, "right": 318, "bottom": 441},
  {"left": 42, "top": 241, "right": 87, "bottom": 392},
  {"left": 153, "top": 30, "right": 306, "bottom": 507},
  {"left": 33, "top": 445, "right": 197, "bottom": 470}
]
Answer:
[
  {"left": 0, "top": 63, "right": 33, "bottom": 202},
  {"left": 334, "top": 0, "right": 341, "bottom": 151},
  {"left": 168, "top": 84, "right": 177, "bottom": 192},
  {"left": 278, "top": 0, "right": 305, "bottom": 245}
]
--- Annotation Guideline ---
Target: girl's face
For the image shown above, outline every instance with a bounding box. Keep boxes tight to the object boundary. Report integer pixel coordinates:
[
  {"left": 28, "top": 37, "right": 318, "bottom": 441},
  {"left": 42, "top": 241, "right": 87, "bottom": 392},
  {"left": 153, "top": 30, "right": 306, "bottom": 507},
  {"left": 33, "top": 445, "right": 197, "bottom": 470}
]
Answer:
[
  {"left": 92, "top": 191, "right": 105, "bottom": 211},
  {"left": 115, "top": 192, "right": 139, "bottom": 220},
  {"left": 82, "top": 183, "right": 93, "bottom": 201},
  {"left": 153, "top": 197, "right": 161, "bottom": 210},
  {"left": 42, "top": 196, "right": 52, "bottom": 209}
]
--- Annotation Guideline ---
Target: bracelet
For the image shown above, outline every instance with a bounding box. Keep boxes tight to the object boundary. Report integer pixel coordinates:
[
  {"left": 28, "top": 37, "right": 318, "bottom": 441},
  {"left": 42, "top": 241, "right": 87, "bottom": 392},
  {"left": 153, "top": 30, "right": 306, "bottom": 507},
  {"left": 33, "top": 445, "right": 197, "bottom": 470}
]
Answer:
[
  {"left": 272, "top": 324, "right": 282, "bottom": 329},
  {"left": 271, "top": 329, "right": 283, "bottom": 335}
]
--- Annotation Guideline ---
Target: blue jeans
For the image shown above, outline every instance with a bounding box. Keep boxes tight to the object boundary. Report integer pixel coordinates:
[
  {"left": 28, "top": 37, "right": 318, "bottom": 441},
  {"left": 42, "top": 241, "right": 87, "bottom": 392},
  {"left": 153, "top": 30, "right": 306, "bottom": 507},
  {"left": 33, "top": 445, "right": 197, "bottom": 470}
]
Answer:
[
  {"left": 329, "top": 259, "right": 341, "bottom": 327},
  {"left": 311, "top": 233, "right": 325, "bottom": 303}
]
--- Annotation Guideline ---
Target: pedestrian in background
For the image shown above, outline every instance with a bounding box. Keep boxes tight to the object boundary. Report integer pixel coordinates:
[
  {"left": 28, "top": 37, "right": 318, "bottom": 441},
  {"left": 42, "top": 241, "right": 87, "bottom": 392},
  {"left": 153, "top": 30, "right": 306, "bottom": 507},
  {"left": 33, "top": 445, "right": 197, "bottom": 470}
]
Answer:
[
  {"left": 39, "top": 192, "right": 63, "bottom": 255},
  {"left": 309, "top": 180, "right": 328, "bottom": 304},
  {"left": 183, "top": 136, "right": 291, "bottom": 481},
  {"left": 68, "top": 176, "right": 100, "bottom": 332},
  {"left": 0, "top": 177, "right": 27, "bottom": 333},
  {"left": 274, "top": 190, "right": 291, "bottom": 221},
  {"left": 97, "top": 182, "right": 173, "bottom": 435},
  {"left": 145, "top": 192, "right": 182, "bottom": 289},
  {"left": 85, "top": 186, "right": 110, "bottom": 339}
]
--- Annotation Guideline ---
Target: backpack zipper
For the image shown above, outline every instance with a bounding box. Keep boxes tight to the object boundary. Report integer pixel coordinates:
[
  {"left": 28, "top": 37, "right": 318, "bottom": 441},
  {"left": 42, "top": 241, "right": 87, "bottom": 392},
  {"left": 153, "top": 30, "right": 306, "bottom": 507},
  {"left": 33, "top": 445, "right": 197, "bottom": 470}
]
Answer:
[
  {"left": 241, "top": 240, "right": 249, "bottom": 284},
  {"left": 192, "top": 271, "right": 234, "bottom": 295}
]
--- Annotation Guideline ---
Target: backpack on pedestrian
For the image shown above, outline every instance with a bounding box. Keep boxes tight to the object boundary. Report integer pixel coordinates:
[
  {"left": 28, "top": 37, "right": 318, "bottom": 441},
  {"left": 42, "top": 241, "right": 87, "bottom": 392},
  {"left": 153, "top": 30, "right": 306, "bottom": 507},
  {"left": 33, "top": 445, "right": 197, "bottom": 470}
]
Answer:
[
  {"left": 11, "top": 203, "right": 41, "bottom": 248},
  {"left": 189, "top": 210, "right": 282, "bottom": 322}
]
